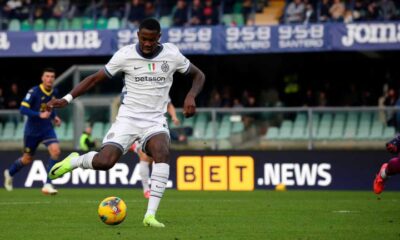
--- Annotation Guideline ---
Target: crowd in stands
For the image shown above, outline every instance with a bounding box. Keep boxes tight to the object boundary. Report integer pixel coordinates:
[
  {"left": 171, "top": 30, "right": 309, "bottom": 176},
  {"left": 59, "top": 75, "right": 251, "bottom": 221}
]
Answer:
[
  {"left": 0, "top": 0, "right": 265, "bottom": 30},
  {"left": 0, "top": 83, "right": 22, "bottom": 110},
  {"left": 283, "top": 0, "right": 400, "bottom": 24}
]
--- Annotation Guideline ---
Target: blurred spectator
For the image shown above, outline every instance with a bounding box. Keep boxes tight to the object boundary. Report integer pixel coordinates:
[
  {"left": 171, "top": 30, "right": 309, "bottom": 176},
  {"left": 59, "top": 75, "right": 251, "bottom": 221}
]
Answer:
[
  {"left": 172, "top": 0, "right": 188, "bottom": 27},
  {"left": 221, "top": 86, "right": 232, "bottom": 107},
  {"left": 223, "top": 0, "right": 235, "bottom": 14},
  {"left": 285, "top": 0, "right": 305, "bottom": 24},
  {"left": 232, "top": 98, "right": 244, "bottom": 108},
  {"left": 6, "top": 83, "right": 22, "bottom": 109},
  {"left": 208, "top": 89, "right": 222, "bottom": 107},
  {"left": 352, "top": 0, "right": 367, "bottom": 22},
  {"left": 377, "top": 0, "right": 397, "bottom": 21},
  {"left": 303, "top": 88, "right": 316, "bottom": 107},
  {"left": 144, "top": 1, "right": 156, "bottom": 18},
  {"left": 366, "top": 1, "right": 379, "bottom": 20},
  {"left": 242, "top": 0, "right": 254, "bottom": 24},
  {"left": 329, "top": 0, "right": 345, "bottom": 22},
  {"left": 319, "top": 0, "right": 331, "bottom": 22},
  {"left": 79, "top": 126, "right": 96, "bottom": 151},
  {"left": 40, "top": 0, "right": 57, "bottom": 20},
  {"left": 303, "top": 0, "right": 316, "bottom": 23},
  {"left": 384, "top": 88, "right": 397, "bottom": 126},
  {"left": 316, "top": 91, "right": 328, "bottom": 107},
  {"left": 53, "top": 0, "right": 74, "bottom": 19},
  {"left": 84, "top": 0, "right": 107, "bottom": 19},
  {"left": 128, "top": 0, "right": 145, "bottom": 28},
  {"left": 0, "top": 87, "right": 5, "bottom": 109},
  {"left": 3, "top": 0, "right": 22, "bottom": 19},
  {"left": 396, "top": 94, "right": 400, "bottom": 133},
  {"left": 204, "top": 0, "right": 219, "bottom": 25},
  {"left": 189, "top": 0, "right": 204, "bottom": 26},
  {"left": 343, "top": 84, "right": 360, "bottom": 106}
]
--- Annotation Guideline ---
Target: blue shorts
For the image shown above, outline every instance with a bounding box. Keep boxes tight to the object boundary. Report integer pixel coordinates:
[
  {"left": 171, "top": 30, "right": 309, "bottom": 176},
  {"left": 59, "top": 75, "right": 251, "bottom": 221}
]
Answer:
[{"left": 23, "top": 129, "right": 58, "bottom": 155}]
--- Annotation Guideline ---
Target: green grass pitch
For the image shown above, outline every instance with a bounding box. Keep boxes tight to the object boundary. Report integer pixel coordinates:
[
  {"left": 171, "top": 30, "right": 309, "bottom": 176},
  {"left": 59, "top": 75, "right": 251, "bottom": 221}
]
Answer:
[{"left": 1, "top": 189, "right": 399, "bottom": 240}]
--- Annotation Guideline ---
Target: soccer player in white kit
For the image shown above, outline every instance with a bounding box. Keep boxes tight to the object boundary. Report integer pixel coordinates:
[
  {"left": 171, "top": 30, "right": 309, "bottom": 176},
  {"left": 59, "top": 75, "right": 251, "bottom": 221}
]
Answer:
[{"left": 46, "top": 18, "right": 205, "bottom": 228}]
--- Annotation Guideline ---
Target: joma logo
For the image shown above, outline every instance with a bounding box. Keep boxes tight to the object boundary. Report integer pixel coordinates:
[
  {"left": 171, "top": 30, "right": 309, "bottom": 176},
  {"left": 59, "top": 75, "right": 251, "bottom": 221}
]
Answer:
[{"left": 32, "top": 31, "right": 101, "bottom": 53}]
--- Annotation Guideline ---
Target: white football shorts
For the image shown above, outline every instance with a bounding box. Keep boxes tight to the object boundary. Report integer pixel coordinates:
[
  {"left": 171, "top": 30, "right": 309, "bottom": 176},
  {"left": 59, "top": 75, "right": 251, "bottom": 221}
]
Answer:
[{"left": 102, "top": 115, "right": 170, "bottom": 154}]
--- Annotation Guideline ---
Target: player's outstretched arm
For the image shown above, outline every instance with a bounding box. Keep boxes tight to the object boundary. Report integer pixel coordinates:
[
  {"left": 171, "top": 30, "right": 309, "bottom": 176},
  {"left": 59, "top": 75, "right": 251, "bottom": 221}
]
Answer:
[
  {"left": 47, "top": 69, "right": 109, "bottom": 109},
  {"left": 183, "top": 63, "right": 205, "bottom": 118}
]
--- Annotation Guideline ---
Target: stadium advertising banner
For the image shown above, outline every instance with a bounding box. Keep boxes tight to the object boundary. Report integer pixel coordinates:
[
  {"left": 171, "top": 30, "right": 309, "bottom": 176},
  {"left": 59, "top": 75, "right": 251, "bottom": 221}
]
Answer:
[
  {"left": 0, "top": 150, "right": 399, "bottom": 191},
  {"left": 1, "top": 22, "right": 400, "bottom": 57}
]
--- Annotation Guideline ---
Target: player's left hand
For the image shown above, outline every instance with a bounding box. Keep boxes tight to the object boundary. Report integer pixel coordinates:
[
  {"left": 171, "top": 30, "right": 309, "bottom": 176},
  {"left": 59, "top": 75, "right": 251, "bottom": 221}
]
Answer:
[
  {"left": 183, "top": 95, "right": 196, "bottom": 118},
  {"left": 47, "top": 98, "right": 68, "bottom": 110},
  {"left": 53, "top": 116, "right": 62, "bottom": 127},
  {"left": 172, "top": 117, "right": 181, "bottom": 126}
]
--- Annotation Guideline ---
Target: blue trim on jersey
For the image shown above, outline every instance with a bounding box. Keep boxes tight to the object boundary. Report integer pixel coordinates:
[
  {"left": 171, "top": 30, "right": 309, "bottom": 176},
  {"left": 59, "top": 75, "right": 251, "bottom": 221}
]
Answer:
[
  {"left": 141, "top": 131, "right": 170, "bottom": 155},
  {"left": 102, "top": 142, "right": 124, "bottom": 153},
  {"left": 183, "top": 64, "right": 191, "bottom": 75},
  {"left": 135, "top": 43, "right": 164, "bottom": 59},
  {"left": 120, "top": 91, "right": 127, "bottom": 105},
  {"left": 104, "top": 67, "right": 113, "bottom": 79}
]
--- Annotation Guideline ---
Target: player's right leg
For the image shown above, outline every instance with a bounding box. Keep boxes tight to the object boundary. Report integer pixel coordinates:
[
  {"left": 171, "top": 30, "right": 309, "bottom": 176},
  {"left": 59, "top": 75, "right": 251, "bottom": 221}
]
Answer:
[
  {"left": 49, "top": 145, "right": 123, "bottom": 180},
  {"left": 4, "top": 152, "right": 33, "bottom": 191},
  {"left": 374, "top": 157, "right": 400, "bottom": 194}
]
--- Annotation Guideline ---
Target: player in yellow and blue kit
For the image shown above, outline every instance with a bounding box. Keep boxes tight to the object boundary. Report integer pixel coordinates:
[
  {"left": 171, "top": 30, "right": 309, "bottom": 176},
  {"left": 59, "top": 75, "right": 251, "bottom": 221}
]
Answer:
[{"left": 3, "top": 68, "right": 62, "bottom": 195}]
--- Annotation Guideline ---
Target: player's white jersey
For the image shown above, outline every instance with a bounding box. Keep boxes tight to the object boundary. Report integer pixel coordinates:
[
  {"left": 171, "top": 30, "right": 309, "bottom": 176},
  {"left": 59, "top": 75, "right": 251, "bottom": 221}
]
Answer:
[{"left": 104, "top": 43, "right": 190, "bottom": 123}]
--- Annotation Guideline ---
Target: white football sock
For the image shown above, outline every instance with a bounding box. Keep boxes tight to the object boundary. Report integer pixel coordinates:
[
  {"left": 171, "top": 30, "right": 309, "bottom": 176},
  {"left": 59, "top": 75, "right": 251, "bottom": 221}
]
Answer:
[
  {"left": 70, "top": 151, "right": 97, "bottom": 169},
  {"left": 145, "top": 163, "right": 169, "bottom": 217},
  {"left": 381, "top": 168, "right": 387, "bottom": 179},
  {"left": 139, "top": 160, "right": 150, "bottom": 193}
]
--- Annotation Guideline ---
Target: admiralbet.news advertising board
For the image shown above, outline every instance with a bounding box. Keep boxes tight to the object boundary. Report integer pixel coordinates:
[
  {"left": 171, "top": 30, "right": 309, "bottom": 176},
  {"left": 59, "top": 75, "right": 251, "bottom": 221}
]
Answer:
[{"left": 0, "top": 150, "right": 397, "bottom": 191}]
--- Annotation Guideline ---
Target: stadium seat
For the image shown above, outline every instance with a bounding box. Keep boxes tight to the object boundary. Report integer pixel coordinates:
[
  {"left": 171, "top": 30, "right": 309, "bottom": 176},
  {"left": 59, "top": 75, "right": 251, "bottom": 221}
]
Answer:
[
  {"left": 182, "top": 115, "right": 195, "bottom": 128},
  {"left": 8, "top": 19, "right": 21, "bottom": 31},
  {"left": 1, "top": 121, "right": 15, "bottom": 140},
  {"left": 265, "top": 127, "right": 279, "bottom": 140},
  {"left": 92, "top": 122, "right": 105, "bottom": 140},
  {"left": 14, "top": 122, "right": 24, "bottom": 141},
  {"left": 232, "top": 121, "right": 244, "bottom": 134},
  {"left": 343, "top": 112, "right": 358, "bottom": 139},
  {"left": 96, "top": 17, "right": 108, "bottom": 30},
  {"left": 59, "top": 18, "right": 70, "bottom": 30},
  {"left": 368, "top": 121, "right": 384, "bottom": 140},
  {"left": 62, "top": 122, "right": 73, "bottom": 141},
  {"left": 20, "top": 20, "right": 32, "bottom": 31},
  {"left": 83, "top": 17, "right": 95, "bottom": 30},
  {"left": 222, "top": 14, "right": 234, "bottom": 26},
  {"left": 55, "top": 124, "right": 66, "bottom": 140},
  {"left": 160, "top": 16, "right": 172, "bottom": 28},
  {"left": 190, "top": 113, "right": 208, "bottom": 140},
  {"left": 45, "top": 18, "right": 59, "bottom": 31},
  {"left": 217, "top": 116, "right": 232, "bottom": 140},
  {"left": 383, "top": 126, "right": 396, "bottom": 139},
  {"left": 292, "top": 113, "right": 307, "bottom": 140},
  {"left": 33, "top": 19, "right": 45, "bottom": 31},
  {"left": 329, "top": 112, "right": 345, "bottom": 140},
  {"left": 204, "top": 120, "right": 220, "bottom": 140},
  {"left": 233, "top": 14, "right": 245, "bottom": 26},
  {"left": 107, "top": 17, "right": 120, "bottom": 29},
  {"left": 277, "top": 120, "right": 292, "bottom": 140},
  {"left": 70, "top": 17, "right": 83, "bottom": 30},
  {"left": 316, "top": 113, "right": 332, "bottom": 140}
]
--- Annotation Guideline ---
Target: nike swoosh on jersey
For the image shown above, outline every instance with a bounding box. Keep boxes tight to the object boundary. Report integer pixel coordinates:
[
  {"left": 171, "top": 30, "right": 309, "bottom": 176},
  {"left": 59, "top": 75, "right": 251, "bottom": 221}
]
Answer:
[{"left": 134, "top": 66, "right": 143, "bottom": 70}]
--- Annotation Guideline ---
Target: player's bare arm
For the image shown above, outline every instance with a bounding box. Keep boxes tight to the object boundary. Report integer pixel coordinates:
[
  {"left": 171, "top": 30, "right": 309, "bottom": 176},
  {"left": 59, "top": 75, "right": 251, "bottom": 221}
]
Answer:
[
  {"left": 47, "top": 69, "right": 109, "bottom": 109},
  {"left": 183, "top": 63, "right": 205, "bottom": 118}
]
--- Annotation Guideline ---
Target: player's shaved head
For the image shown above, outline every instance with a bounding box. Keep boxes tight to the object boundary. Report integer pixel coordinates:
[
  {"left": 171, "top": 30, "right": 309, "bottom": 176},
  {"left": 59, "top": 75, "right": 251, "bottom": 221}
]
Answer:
[{"left": 139, "top": 18, "right": 161, "bottom": 33}]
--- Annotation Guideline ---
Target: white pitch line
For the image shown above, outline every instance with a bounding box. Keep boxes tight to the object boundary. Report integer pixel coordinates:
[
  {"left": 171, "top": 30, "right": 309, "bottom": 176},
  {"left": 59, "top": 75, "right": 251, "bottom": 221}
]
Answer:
[{"left": 332, "top": 210, "right": 359, "bottom": 214}]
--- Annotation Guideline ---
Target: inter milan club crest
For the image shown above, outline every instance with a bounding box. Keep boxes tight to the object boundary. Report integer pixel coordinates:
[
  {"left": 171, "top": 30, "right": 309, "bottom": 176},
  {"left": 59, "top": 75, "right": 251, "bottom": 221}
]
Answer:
[{"left": 161, "top": 61, "right": 169, "bottom": 72}]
